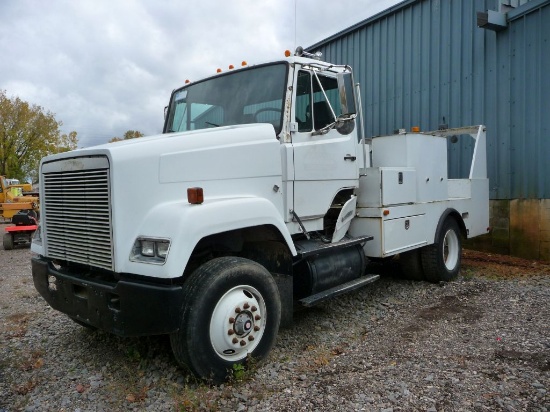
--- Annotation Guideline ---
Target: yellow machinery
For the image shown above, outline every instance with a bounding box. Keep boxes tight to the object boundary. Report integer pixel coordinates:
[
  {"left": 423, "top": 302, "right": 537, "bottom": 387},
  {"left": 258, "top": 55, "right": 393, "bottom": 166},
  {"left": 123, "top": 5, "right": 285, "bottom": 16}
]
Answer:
[{"left": 0, "top": 176, "right": 39, "bottom": 220}]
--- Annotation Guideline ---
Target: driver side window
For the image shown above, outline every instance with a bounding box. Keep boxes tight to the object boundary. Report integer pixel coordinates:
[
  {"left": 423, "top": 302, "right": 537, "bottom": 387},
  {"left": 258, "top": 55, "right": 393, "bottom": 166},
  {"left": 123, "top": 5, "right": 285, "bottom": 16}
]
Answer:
[
  {"left": 295, "top": 70, "right": 342, "bottom": 132},
  {"left": 312, "top": 75, "right": 341, "bottom": 130}
]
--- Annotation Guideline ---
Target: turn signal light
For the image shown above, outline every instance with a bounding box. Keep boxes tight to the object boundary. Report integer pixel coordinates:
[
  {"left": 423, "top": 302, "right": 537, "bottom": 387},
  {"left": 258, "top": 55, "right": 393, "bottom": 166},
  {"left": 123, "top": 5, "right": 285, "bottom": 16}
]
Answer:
[
  {"left": 187, "top": 187, "right": 204, "bottom": 204},
  {"left": 411, "top": 126, "right": 420, "bottom": 133}
]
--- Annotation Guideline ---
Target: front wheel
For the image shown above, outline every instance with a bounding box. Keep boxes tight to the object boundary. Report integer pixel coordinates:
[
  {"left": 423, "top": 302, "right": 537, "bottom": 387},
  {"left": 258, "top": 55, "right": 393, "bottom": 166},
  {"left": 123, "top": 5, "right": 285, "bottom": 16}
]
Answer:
[
  {"left": 170, "top": 257, "right": 281, "bottom": 383},
  {"left": 421, "top": 218, "right": 462, "bottom": 282}
]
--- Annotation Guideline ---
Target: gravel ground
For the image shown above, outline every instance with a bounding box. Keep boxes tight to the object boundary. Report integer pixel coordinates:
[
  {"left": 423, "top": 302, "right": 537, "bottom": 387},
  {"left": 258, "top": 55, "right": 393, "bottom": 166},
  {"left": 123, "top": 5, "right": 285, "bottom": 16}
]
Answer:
[{"left": 0, "top": 227, "right": 549, "bottom": 411}]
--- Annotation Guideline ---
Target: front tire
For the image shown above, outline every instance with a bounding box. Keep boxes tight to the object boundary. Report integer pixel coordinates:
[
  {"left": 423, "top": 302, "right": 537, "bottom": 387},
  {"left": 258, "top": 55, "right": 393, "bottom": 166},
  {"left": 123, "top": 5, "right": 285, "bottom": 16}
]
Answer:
[
  {"left": 170, "top": 257, "right": 281, "bottom": 383},
  {"left": 421, "top": 218, "right": 462, "bottom": 282}
]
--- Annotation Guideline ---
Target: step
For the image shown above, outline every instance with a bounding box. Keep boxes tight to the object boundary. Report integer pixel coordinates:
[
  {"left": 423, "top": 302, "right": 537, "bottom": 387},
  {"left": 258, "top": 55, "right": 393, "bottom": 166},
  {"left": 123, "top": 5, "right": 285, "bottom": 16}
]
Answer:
[{"left": 299, "top": 274, "right": 380, "bottom": 307}]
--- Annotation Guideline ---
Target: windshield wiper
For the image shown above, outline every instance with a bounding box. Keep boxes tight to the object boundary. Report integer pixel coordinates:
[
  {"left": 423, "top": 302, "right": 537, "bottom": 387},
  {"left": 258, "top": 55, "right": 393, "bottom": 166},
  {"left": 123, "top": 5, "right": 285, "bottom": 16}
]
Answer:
[{"left": 205, "top": 121, "right": 220, "bottom": 127}]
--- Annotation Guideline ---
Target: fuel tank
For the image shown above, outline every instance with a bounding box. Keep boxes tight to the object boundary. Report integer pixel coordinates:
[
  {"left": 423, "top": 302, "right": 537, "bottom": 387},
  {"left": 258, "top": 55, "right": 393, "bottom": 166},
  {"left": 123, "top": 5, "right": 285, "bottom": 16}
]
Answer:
[{"left": 293, "top": 238, "right": 366, "bottom": 300}]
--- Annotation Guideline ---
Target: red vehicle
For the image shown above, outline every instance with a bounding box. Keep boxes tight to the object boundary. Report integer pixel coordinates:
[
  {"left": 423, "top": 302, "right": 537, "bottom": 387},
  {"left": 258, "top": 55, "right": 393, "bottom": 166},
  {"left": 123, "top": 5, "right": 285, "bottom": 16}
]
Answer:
[{"left": 3, "top": 210, "right": 38, "bottom": 250}]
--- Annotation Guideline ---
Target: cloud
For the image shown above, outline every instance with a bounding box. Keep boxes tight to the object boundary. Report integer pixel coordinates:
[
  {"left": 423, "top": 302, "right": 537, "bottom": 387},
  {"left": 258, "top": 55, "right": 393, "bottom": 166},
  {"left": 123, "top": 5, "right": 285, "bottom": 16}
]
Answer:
[{"left": 0, "top": 0, "right": 401, "bottom": 147}]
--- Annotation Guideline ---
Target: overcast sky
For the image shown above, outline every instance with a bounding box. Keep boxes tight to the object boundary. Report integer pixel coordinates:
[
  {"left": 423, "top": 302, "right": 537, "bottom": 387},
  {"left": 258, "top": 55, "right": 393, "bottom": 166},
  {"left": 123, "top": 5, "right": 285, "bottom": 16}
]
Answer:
[{"left": 0, "top": 0, "right": 401, "bottom": 148}]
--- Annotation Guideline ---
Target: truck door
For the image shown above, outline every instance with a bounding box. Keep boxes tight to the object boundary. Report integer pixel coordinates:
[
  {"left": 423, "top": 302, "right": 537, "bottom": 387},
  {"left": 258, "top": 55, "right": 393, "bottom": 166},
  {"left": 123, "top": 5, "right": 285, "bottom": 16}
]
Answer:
[{"left": 291, "top": 69, "right": 359, "bottom": 225}]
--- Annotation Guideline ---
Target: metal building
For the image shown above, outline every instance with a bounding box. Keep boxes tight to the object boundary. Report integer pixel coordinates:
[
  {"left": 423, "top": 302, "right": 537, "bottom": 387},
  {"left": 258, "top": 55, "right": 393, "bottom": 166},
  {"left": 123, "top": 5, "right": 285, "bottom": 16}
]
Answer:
[{"left": 308, "top": 0, "right": 550, "bottom": 261}]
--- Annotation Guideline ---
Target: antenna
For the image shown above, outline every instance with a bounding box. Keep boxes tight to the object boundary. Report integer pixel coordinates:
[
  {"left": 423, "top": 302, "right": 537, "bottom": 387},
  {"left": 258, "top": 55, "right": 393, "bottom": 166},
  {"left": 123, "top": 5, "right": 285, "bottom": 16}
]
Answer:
[{"left": 294, "top": 0, "right": 297, "bottom": 49}]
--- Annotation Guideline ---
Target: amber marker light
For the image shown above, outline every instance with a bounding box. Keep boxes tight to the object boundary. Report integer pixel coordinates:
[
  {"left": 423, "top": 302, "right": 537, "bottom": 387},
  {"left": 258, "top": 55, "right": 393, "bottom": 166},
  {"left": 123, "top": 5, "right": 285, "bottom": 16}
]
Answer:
[
  {"left": 229, "top": 64, "right": 234, "bottom": 70},
  {"left": 284, "top": 50, "right": 291, "bottom": 57},
  {"left": 216, "top": 68, "right": 222, "bottom": 73},
  {"left": 411, "top": 126, "right": 420, "bottom": 133},
  {"left": 383, "top": 210, "right": 390, "bottom": 216},
  {"left": 242, "top": 61, "right": 247, "bottom": 66},
  {"left": 185, "top": 79, "right": 190, "bottom": 84},
  {"left": 187, "top": 187, "right": 204, "bottom": 205}
]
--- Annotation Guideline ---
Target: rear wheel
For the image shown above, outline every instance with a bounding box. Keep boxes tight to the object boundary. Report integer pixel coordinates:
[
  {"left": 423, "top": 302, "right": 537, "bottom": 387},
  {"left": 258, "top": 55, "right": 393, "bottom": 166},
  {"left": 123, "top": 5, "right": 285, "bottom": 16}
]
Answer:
[
  {"left": 399, "top": 249, "right": 425, "bottom": 280},
  {"left": 3, "top": 233, "right": 14, "bottom": 250},
  {"left": 170, "top": 257, "right": 281, "bottom": 383},
  {"left": 421, "top": 218, "right": 462, "bottom": 282}
]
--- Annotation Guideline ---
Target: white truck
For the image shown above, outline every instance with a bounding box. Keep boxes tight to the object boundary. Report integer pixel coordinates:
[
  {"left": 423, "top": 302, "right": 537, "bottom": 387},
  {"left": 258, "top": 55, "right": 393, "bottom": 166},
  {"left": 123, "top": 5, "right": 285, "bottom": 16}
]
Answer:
[{"left": 31, "top": 48, "right": 489, "bottom": 382}]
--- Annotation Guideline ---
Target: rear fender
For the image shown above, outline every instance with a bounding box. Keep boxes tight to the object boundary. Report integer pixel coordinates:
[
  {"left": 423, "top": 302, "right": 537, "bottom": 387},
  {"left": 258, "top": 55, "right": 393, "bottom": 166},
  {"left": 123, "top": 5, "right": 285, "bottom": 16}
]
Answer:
[{"left": 433, "top": 208, "right": 467, "bottom": 243}]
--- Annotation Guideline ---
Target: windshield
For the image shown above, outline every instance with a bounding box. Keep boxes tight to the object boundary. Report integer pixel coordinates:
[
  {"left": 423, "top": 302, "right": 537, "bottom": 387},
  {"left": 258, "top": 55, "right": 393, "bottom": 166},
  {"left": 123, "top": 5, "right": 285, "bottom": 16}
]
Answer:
[{"left": 165, "top": 63, "right": 287, "bottom": 135}]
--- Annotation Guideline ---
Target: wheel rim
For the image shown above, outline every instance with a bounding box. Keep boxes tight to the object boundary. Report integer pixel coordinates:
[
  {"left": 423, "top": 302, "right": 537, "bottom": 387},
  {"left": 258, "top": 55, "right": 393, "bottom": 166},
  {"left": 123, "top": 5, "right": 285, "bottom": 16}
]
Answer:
[
  {"left": 209, "top": 285, "right": 267, "bottom": 361},
  {"left": 442, "top": 228, "right": 460, "bottom": 271}
]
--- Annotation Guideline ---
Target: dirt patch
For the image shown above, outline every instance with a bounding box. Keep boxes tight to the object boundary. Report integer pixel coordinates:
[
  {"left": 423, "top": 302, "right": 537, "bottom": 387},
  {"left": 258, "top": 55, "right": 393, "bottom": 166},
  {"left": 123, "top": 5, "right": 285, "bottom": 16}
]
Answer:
[
  {"left": 463, "top": 249, "right": 550, "bottom": 278},
  {"left": 495, "top": 349, "right": 550, "bottom": 372}
]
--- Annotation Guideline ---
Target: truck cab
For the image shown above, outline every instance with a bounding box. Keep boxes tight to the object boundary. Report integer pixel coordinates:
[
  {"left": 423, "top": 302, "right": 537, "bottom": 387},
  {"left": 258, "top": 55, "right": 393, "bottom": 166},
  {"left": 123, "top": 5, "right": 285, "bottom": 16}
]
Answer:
[{"left": 163, "top": 55, "right": 361, "bottom": 239}]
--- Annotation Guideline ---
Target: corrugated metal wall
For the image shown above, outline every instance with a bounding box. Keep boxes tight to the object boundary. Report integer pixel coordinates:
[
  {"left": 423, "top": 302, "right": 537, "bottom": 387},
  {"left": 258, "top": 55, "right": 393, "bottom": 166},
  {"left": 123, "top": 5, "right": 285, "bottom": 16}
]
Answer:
[{"left": 308, "top": 0, "right": 550, "bottom": 199}]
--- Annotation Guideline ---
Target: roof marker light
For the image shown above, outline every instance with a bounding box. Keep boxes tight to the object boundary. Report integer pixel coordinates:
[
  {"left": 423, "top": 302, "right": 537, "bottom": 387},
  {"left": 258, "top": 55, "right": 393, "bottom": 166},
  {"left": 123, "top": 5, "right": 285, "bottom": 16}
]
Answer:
[
  {"left": 242, "top": 61, "right": 247, "bottom": 66},
  {"left": 185, "top": 79, "right": 190, "bottom": 84},
  {"left": 285, "top": 50, "right": 291, "bottom": 57},
  {"left": 229, "top": 64, "right": 234, "bottom": 70},
  {"left": 216, "top": 68, "right": 222, "bottom": 73}
]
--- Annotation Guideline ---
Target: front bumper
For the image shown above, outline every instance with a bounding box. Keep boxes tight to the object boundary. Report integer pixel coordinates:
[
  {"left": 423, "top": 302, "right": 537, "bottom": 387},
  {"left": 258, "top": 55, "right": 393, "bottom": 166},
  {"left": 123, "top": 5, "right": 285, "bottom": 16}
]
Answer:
[{"left": 32, "top": 257, "right": 183, "bottom": 337}]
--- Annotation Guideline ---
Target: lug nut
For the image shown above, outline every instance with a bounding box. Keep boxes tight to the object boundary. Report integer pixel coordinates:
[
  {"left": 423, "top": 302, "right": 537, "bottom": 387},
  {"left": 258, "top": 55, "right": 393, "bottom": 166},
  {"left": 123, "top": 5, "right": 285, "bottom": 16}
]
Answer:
[
  {"left": 232, "top": 337, "right": 238, "bottom": 344},
  {"left": 240, "top": 340, "right": 246, "bottom": 346},
  {"left": 251, "top": 306, "right": 257, "bottom": 312},
  {"left": 243, "top": 303, "right": 250, "bottom": 309},
  {"left": 229, "top": 317, "right": 235, "bottom": 324},
  {"left": 248, "top": 336, "right": 255, "bottom": 341},
  {"left": 228, "top": 329, "right": 234, "bottom": 335},
  {"left": 254, "top": 326, "right": 260, "bottom": 331},
  {"left": 255, "top": 314, "right": 261, "bottom": 320},
  {"left": 235, "top": 307, "right": 241, "bottom": 313}
]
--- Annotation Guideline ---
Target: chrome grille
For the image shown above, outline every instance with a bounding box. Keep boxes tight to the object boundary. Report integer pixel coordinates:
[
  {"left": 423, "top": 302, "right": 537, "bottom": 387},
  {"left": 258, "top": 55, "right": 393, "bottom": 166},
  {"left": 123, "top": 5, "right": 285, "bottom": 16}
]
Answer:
[{"left": 43, "top": 158, "right": 113, "bottom": 270}]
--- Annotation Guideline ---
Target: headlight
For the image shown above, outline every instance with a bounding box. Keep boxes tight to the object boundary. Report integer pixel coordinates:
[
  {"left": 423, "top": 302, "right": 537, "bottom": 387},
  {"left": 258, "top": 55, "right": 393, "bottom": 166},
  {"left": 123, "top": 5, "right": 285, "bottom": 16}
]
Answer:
[
  {"left": 141, "top": 240, "right": 155, "bottom": 257},
  {"left": 130, "top": 238, "right": 171, "bottom": 265},
  {"left": 157, "top": 241, "right": 170, "bottom": 258}
]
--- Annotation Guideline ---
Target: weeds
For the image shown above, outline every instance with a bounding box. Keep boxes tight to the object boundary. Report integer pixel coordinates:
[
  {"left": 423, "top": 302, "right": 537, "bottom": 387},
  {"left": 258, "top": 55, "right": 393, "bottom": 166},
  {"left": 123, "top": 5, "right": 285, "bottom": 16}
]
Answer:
[
  {"left": 19, "top": 349, "right": 44, "bottom": 371},
  {"left": 13, "top": 378, "right": 38, "bottom": 395}
]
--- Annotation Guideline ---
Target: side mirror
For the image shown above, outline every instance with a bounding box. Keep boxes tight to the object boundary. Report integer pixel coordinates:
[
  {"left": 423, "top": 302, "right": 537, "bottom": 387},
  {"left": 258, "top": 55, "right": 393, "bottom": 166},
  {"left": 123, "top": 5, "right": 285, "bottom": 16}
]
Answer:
[{"left": 337, "top": 72, "right": 357, "bottom": 116}]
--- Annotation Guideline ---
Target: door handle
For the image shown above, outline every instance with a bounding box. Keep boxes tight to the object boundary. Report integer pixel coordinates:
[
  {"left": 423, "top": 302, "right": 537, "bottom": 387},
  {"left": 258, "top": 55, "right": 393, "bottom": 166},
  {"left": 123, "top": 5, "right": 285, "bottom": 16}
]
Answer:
[{"left": 344, "top": 155, "right": 357, "bottom": 161}]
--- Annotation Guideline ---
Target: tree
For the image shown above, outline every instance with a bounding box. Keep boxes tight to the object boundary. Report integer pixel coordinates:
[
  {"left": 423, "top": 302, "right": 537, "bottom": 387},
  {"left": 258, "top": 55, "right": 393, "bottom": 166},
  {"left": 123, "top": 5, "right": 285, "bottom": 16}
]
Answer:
[
  {"left": 0, "top": 90, "right": 78, "bottom": 182},
  {"left": 109, "top": 130, "right": 144, "bottom": 143}
]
